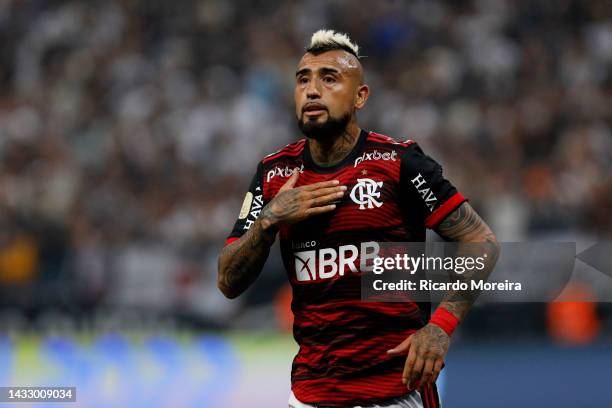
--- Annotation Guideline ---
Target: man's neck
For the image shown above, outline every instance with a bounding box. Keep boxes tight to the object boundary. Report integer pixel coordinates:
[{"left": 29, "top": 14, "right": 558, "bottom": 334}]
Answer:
[{"left": 308, "top": 122, "right": 361, "bottom": 168}]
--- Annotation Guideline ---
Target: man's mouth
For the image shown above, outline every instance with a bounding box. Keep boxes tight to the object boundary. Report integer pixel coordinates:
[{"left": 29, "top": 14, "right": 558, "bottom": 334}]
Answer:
[{"left": 303, "top": 103, "right": 327, "bottom": 117}]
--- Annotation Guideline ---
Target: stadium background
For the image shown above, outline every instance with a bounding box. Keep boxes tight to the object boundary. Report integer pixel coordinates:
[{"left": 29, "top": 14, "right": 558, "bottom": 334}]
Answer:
[{"left": 0, "top": 0, "right": 611, "bottom": 406}]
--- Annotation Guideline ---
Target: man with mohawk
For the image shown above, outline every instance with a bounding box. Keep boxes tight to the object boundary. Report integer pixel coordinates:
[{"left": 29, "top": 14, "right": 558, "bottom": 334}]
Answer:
[{"left": 218, "top": 30, "right": 499, "bottom": 408}]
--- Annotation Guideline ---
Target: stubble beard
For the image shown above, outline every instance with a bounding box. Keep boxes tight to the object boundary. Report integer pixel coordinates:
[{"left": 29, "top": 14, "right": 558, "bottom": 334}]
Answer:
[{"left": 297, "top": 111, "right": 351, "bottom": 141}]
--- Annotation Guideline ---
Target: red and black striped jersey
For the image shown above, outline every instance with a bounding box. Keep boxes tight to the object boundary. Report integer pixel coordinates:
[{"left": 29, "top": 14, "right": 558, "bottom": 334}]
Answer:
[{"left": 225, "top": 130, "right": 465, "bottom": 407}]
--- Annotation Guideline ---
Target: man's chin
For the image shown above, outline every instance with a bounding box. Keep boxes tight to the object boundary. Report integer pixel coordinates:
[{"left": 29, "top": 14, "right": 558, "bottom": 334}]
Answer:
[
  {"left": 299, "top": 122, "right": 328, "bottom": 139},
  {"left": 297, "top": 112, "right": 351, "bottom": 140}
]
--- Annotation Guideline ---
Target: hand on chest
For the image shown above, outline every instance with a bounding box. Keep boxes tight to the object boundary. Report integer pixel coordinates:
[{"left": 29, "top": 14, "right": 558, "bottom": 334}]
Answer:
[{"left": 284, "top": 161, "right": 401, "bottom": 235}]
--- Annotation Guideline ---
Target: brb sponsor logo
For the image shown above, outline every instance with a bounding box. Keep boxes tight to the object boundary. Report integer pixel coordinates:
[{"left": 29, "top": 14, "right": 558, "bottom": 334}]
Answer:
[
  {"left": 266, "top": 164, "right": 304, "bottom": 182},
  {"left": 350, "top": 178, "right": 384, "bottom": 210},
  {"left": 294, "top": 241, "right": 380, "bottom": 282},
  {"left": 354, "top": 150, "right": 397, "bottom": 167}
]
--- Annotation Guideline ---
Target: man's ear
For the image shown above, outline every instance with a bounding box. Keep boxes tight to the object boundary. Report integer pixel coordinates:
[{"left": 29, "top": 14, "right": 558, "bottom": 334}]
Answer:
[{"left": 355, "top": 84, "right": 369, "bottom": 110}]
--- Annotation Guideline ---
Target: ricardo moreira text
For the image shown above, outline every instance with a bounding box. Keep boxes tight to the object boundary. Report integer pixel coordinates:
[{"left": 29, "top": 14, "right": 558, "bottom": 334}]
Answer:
[{"left": 373, "top": 279, "right": 522, "bottom": 292}]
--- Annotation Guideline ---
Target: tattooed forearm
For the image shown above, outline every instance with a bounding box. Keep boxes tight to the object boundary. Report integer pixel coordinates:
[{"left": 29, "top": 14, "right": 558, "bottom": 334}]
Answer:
[
  {"left": 218, "top": 173, "right": 344, "bottom": 299},
  {"left": 217, "top": 217, "right": 276, "bottom": 299},
  {"left": 388, "top": 204, "right": 499, "bottom": 389},
  {"left": 260, "top": 191, "right": 300, "bottom": 227},
  {"left": 436, "top": 202, "right": 494, "bottom": 242},
  {"left": 434, "top": 202, "right": 500, "bottom": 321}
]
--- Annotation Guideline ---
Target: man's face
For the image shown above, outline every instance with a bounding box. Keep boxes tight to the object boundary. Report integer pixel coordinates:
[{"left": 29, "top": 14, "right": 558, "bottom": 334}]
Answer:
[{"left": 294, "top": 50, "right": 366, "bottom": 139}]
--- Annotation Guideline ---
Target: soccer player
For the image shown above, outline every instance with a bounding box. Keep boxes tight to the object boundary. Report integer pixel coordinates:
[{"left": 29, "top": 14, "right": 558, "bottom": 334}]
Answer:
[{"left": 218, "top": 30, "right": 499, "bottom": 408}]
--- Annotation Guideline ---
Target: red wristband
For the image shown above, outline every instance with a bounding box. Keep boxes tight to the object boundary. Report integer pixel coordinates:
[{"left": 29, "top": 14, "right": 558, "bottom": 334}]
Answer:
[{"left": 429, "top": 307, "right": 459, "bottom": 337}]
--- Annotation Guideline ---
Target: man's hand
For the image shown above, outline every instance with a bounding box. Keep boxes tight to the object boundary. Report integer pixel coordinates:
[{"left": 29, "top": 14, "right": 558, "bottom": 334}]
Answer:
[
  {"left": 260, "top": 169, "right": 346, "bottom": 230},
  {"left": 387, "top": 324, "right": 450, "bottom": 390},
  {"left": 217, "top": 169, "right": 345, "bottom": 299}
]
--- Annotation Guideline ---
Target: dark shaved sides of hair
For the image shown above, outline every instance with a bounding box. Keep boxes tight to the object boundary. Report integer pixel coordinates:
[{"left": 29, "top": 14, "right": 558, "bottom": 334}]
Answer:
[{"left": 305, "top": 42, "right": 361, "bottom": 59}]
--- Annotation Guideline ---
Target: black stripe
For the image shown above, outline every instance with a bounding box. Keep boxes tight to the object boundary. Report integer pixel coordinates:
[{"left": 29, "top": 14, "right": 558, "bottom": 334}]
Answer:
[
  {"left": 292, "top": 355, "right": 404, "bottom": 380},
  {"left": 421, "top": 386, "right": 430, "bottom": 408},
  {"left": 302, "top": 390, "right": 413, "bottom": 408},
  {"left": 293, "top": 312, "right": 423, "bottom": 346},
  {"left": 432, "top": 383, "right": 440, "bottom": 408}
]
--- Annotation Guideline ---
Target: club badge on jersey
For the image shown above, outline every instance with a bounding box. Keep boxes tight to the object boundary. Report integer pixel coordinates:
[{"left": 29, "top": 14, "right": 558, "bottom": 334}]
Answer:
[{"left": 350, "top": 178, "right": 384, "bottom": 210}]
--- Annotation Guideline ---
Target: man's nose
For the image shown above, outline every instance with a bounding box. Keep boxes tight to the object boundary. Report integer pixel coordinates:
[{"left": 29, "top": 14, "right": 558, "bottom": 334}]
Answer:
[{"left": 306, "top": 79, "right": 321, "bottom": 99}]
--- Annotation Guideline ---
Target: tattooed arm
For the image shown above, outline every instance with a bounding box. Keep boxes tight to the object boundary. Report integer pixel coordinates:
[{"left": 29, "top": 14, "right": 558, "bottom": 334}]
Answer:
[
  {"left": 217, "top": 215, "right": 277, "bottom": 299},
  {"left": 218, "top": 170, "right": 346, "bottom": 299},
  {"left": 434, "top": 202, "right": 500, "bottom": 320},
  {"left": 388, "top": 202, "right": 500, "bottom": 389}
]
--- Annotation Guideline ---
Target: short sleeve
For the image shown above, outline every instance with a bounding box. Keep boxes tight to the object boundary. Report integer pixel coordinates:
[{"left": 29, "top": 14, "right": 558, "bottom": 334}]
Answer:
[
  {"left": 225, "top": 161, "right": 265, "bottom": 246},
  {"left": 400, "top": 143, "right": 467, "bottom": 229}
]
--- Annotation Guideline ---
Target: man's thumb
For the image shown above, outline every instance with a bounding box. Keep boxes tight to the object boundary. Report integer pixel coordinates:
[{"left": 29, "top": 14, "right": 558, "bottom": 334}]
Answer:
[{"left": 279, "top": 168, "right": 300, "bottom": 191}]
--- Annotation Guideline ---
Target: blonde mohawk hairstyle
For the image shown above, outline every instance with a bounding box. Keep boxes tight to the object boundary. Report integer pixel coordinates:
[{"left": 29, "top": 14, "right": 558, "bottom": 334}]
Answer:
[{"left": 306, "top": 29, "right": 361, "bottom": 58}]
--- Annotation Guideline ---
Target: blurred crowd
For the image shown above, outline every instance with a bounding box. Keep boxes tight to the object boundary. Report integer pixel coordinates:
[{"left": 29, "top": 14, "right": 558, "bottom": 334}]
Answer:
[{"left": 0, "top": 0, "right": 610, "bottom": 328}]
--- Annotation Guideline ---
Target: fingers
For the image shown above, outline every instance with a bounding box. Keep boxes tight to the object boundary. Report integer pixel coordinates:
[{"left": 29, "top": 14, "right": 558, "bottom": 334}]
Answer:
[
  {"left": 431, "top": 359, "right": 444, "bottom": 384},
  {"left": 395, "top": 325, "right": 449, "bottom": 389},
  {"left": 279, "top": 173, "right": 344, "bottom": 197},
  {"left": 300, "top": 179, "right": 340, "bottom": 191},
  {"left": 402, "top": 343, "right": 417, "bottom": 385},
  {"left": 409, "top": 352, "right": 425, "bottom": 389},
  {"left": 302, "top": 185, "right": 346, "bottom": 208},
  {"left": 279, "top": 169, "right": 300, "bottom": 192},
  {"left": 304, "top": 204, "right": 336, "bottom": 217},
  {"left": 308, "top": 185, "right": 347, "bottom": 199},
  {"left": 275, "top": 176, "right": 346, "bottom": 223},
  {"left": 387, "top": 335, "right": 412, "bottom": 356},
  {"left": 419, "top": 358, "right": 435, "bottom": 388},
  {"left": 308, "top": 191, "right": 345, "bottom": 207}
]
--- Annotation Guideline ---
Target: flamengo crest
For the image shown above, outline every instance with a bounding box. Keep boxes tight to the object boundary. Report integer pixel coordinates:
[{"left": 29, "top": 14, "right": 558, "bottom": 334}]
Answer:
[{"left": 350, "top": 178, "right": 383, "bottom": 210}]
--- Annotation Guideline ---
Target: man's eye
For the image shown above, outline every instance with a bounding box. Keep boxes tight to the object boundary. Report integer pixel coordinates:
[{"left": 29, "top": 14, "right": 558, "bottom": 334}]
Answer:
[
  {"left": 323, "top": 76, "right": 336, "bottom": 83},
  {"left": 299, "top": 77, "right": 309, "bottom": 84}
]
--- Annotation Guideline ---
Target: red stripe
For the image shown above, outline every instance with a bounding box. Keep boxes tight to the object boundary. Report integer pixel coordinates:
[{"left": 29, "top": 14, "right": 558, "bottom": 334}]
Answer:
[
  {"left": 424, "top": 192, "right": 467, "bottom": 229},
  {"left": 295, "top": 299, "right": 420, "bottom": 313},
  {"left": 263, "top": 149, "right": 304, "bottom": 163},
  {"left": 279, "top": 142, "right": 305, "bottom": 154},
  {"left": 422, "top": 386, "right": 430, "bottom": 407},
  {"left": 274, "top": 139, "right": 305, "bottom": 154},
  {"left": 367, "top": 132, "right": 415, "bottom": 146},
  {"left": 263, "top": 140, "right": 305, "bottom": 162},
  {"left": 224, "top": 236, "right": 239, "bottom": 246},
  {"left": 368, "top": 132, "right": 389, "bottom": 140},
  {"left": 430, "top": 385, "right": 437, "bottom": 408},
  {"left": 293, "top": 331, "right": 414, "bottom": 364},
  {"left": 368, "top": 133, "right": 394, "bottom": 143},
  {"left": 263, "top": 150, "right": 297, "bottom": 163},
  {"left": 292, "top": 370, "right": 407, "bottom": 404}
]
